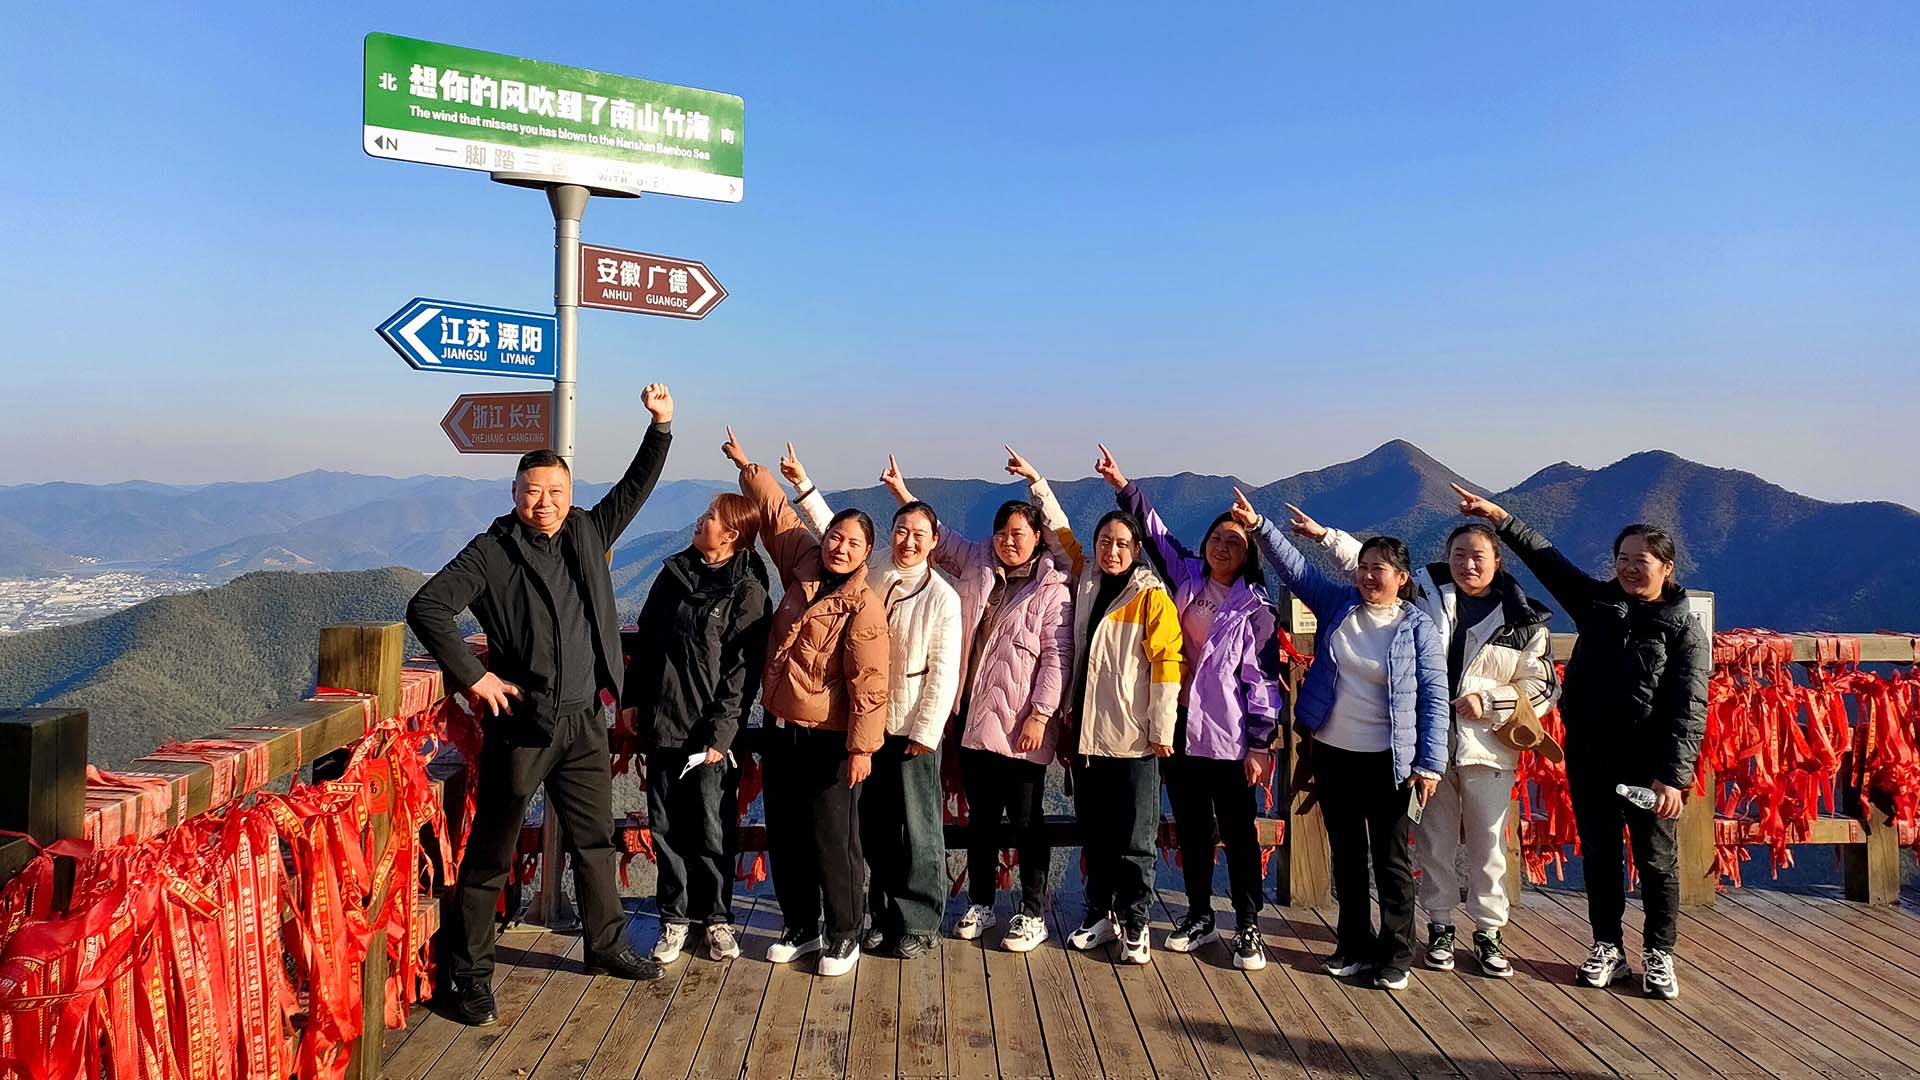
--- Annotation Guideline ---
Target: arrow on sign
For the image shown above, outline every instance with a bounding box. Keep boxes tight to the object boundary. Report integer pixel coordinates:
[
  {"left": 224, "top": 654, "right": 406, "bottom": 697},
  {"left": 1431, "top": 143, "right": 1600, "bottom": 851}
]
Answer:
[
  {"left": 398, "top": 304, "right": 441, "bottom": 364},
  {"left": 440, "top": 392, "right": 551, "bottom": 455},
  {"left": 443, "top": 399, "right": 473, "bottom": 449},
  {"left": 576, "top": 244, "right": 730, "bottom": 321},
  {"left": 376, "top": 298, "right": 558, "bottom": 380}
]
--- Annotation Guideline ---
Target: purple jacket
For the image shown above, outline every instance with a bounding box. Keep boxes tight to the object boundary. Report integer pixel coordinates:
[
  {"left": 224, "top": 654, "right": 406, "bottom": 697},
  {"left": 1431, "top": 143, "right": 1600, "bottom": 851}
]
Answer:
[
  {"left": 1119, "top": 482, "right": 1283, "bottom": 760},
  {"left": 931, "top": 527, "right": 1074, "bottom": 766}
]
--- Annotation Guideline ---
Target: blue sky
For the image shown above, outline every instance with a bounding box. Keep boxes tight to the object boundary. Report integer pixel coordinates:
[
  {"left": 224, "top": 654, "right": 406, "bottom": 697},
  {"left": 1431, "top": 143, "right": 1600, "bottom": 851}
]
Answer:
[{"left": 3, "top": 3, "right": 1916, "bottom": 507}]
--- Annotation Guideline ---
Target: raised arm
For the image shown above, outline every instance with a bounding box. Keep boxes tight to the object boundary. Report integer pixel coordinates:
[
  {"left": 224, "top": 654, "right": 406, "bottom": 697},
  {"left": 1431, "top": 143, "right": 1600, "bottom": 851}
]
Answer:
[
  {"left": 1231, "top": 489, "right": 1352, "bottom": 621},
  {"left": 724, "top": 426, "right": 817, "bottom": 588},
  {"left": 780, "top": 441, "right": 833, "bottom": 536},
  {"left": 1010, "top": 446, "right": 1083, "bottom": 577},
  {"left": 1285, "top": 502, "right": 1363, "bottom": 576},
  {"left": 586, "top": 384, "right": 674, "bottom": 548},
  {"left": 1100, "top": 443, "right": 1200, "bottom": 592},
  {"left": 1453, "top": 482, "right": 1603, "bottom": 613}
]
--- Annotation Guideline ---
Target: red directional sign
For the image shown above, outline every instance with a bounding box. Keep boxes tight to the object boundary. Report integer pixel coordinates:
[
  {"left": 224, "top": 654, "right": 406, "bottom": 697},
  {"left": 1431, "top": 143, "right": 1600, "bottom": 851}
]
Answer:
[
  {"left": 441, "top": 392, "right": 550, "bottom": 454},
  {"left": 579, "top": 243, "right": 728, "bottom": 320}
]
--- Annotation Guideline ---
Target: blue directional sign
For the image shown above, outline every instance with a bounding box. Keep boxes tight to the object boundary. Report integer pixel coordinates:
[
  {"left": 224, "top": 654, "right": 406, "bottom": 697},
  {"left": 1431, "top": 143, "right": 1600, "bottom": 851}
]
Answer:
[{"left": 376, "top": 298, "right": 558, "bottom": 380}]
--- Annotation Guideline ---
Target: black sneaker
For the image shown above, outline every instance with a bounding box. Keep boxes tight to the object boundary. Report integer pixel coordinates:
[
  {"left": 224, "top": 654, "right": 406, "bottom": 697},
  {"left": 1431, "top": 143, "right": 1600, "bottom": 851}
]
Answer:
[
  {"left": 1165, "top": 913, "right": 1218, "bottom": 954},
  {"left": 894, "top": 932, "right": 935, "bottom": 960},
  {"left": 585, "top": 945, "right": 665, "bottom": 981},
  {"left": 446, "top": 978, "right": 498, "bottom": 1026},
  {"left": 1374, "top": 965, "right": 1411, "bottom": 991},
  {"left": 1231, "top": 925, "right": 1267, "bottom": 971},
  {"left": 1473, "top": 930, "right": 1513, "bottom": 978},
  {"left": 1424, "top": 924, "right": 1457, "bottom": 971},
  {"left": 767, "top": 926, "right": 824, "bottom": 964},
  {"left": 1323, "top": 952, "right": 1367, "bottom": 977},
  {"left": 817, "top": 936, "right": 860, "bottom": 977},
  {"left": 861, "top": 925, "right": 888, "bottom": 953},
  {"left": 1576, "top": 941, "right": 1630, "bottom": 988}
]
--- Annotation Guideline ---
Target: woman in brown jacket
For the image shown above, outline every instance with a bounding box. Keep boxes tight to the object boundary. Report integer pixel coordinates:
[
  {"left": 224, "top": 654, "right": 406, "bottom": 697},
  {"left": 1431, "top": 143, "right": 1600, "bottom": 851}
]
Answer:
[{"left": 722, "top": 427, "right": 890, "bottom": 977}]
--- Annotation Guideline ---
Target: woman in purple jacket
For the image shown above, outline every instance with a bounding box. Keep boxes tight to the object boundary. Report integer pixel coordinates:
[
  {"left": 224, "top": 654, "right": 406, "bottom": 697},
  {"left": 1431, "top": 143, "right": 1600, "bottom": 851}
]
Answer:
[
  {"left": 1096, "top": 445, "right": 1283, "bottom": 970},
  {"left": 884, "top": 449, "right": 1075, "bottom": 954}
]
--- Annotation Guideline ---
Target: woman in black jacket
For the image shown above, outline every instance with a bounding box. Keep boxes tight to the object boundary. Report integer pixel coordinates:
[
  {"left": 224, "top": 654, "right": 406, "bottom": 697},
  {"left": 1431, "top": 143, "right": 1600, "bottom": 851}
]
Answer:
[
  {"left": 621, "top": 492, "right": 773, "bottom": 965},
  {"left": 1453, "top": 484, "right": 1708, "bottom": 1002}
]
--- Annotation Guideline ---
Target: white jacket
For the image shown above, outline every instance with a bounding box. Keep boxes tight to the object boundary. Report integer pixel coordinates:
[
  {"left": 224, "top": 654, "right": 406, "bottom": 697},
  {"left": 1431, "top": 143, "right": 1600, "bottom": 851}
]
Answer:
[
  {"left": 1323, "top": 529, "right": 1558, "bottom": 770},
  {"left": 798, "top": 490, "right": 964, "bottom": 747}
]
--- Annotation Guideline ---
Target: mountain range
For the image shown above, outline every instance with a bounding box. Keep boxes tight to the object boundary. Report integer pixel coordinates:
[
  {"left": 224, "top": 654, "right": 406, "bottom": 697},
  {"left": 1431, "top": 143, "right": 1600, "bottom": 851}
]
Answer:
[{"left": 5, "top": 442, "right": 1918, "bottom": 633}]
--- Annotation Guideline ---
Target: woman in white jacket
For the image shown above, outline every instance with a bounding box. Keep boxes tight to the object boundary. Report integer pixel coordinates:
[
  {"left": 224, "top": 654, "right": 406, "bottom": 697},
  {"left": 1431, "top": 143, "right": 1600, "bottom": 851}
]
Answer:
[
  {"left": 1287, "top": 505, "right": 1557, "bottom": 977},
  {"left": 781, "top": 444, "right": 964, "bottom": 960}
]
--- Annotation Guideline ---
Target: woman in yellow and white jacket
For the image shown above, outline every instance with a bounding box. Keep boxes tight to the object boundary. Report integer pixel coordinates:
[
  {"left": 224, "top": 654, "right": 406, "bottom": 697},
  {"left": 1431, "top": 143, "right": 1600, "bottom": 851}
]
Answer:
[{"left": 1025, "top": 464, "right": 1183, "bottom": 965}]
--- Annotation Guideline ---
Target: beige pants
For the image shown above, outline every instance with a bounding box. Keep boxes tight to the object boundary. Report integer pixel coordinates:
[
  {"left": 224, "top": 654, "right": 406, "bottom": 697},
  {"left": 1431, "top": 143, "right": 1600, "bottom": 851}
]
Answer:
[{"left": 1415, "top": 764, "right": 1512, "bottom": 931}]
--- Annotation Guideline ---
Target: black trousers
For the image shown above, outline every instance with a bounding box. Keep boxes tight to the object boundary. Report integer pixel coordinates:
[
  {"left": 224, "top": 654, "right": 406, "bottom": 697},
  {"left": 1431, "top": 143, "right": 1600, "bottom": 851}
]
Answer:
[
  {"left": 447, "top": 703, "right": 626, "bottom": 982},
  {"left": 1566, "top": 737, "right": 1680, "bottom": 950},
  {"left": 863, "top": 735, "right": 948, "bottom": 937},
  {"left": 647, "top": 749, "right": 739, "bottom": 928},
  {"left": 1074, "top": 755, "right": 1159, "bottom": 932},
  {"left": 762, "top": 723, "right": 865, "bottom": 943},
  {"left": 1313, "top": 742, "right": 1416, "bottom": 971},
  {"left": 1164, "top": 750, "right": 1264, "bottom": 925},
  {"left": 960, "top": 747, "right": 1050, "bottom": 915}
]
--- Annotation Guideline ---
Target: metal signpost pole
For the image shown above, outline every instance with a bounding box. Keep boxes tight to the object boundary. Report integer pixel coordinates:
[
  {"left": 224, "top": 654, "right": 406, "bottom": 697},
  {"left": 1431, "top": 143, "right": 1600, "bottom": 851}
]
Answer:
[{"left": 547, "top": 184, "right": 588, "bottom": 468}]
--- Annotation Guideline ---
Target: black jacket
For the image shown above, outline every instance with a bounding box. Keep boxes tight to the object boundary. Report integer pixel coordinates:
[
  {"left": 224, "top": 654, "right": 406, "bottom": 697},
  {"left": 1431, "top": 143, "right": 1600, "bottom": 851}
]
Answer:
[
  {"left": 621, "top": 546, "right": 773, "bottom": 754},
  {"left": 1496, "top": 514, "right": 1710, "bottom": 788},
  {"left": 407, "top": 422, "right": 672, "bottom": 739}
]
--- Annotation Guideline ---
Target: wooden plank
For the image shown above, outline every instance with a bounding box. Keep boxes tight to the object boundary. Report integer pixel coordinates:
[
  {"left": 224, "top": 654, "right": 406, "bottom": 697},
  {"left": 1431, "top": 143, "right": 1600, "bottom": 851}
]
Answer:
[
  {"left": 1208, "top": 891, "right": 1349, "bottom": 1080},
  {"left": 1024, "top": 905, "right": 1103, "bottom": 1080},
  {"left": 1698, "top": 892, "right": 1920, "bottom": 1043},
  {"left": 473, "top": 928, "right": 598, "bottom": 1080},
  {"left": 1535, "top": 889, "right": 1837, "bottom": 1079},
  {"left": 1746, "top": 888, "right": 1920, "bottom": 980},
  {"left": 1678, "top": 905, "right": 1920, "bottom": 1078},
  {"left": 689, "top": 897, "right": 777, "bottom": 1080},
  {"left": 526, "top": 971, "right": 638, "bottom": 1080},
  {"left": 1254, "top": 907, "right": 1414, "bottom": 1080},
  {"left": 741, "top": 902, "right": 814, "bottom": 1080},
  {"left": 983, "top": 894, "right": 1050, "bottom": 1080},
  {"left": 895, "top": 920, "right": 948, "bottom": 1080},
  {"left": 844, "top": 946, "right": 901, "bottom": 1080},
  {"left": 1300, "top": 909, "right": 1502, "bottom": 1080},
  {"left": 1486, "top": 913, "right": 1678, "bottom": 1080},
  {"left": 385, "top": 932, "right": 545, "bottom": 1076},
  {"left": 637, "top": 920, "right": 738, "bottom": 1080},
  {"left": 582, "top": 927, "right": 699, "bottom": 1080},
  {"left": 1508, "top": 897, "right": 1750, "bottom": 1080},
  {"left": 1053, "top": 900, "right": 1155, "bottom": 1080},
  {"left": 792, "top": 952, "right": 858, "bottom": 1079},
  {"left": 318, "top": 622, "right": 407, "bottom": 721},
  {"left": 943, "top": 911, "right": 997, "bottom": 1080},
  {"left": 1143, "top": 895, "right": 1259, "bottom": 1080},
  {"left": 414, "top": 931, "right": 580, "bottom": 1080},
  {"left": 1721, "top": 888, "right": 1920, "bottom": 999},
  {"left": 1433, "top": 935, "right": 1612, "bottom": 1080},
  {"left": 1800, "top": 888, "right": 1920, "bottom": 953}
]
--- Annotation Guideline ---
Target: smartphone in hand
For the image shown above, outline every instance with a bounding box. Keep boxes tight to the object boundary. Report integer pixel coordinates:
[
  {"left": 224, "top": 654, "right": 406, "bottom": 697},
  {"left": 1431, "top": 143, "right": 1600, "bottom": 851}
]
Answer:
[{"left": 1406, "top": 783, "right": 1425, "bottom": 825}]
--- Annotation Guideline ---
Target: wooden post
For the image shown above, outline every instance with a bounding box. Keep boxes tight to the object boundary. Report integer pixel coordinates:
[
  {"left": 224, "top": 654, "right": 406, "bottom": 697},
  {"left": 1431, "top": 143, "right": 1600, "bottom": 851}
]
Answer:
[
  {"left": 0, "top": 709, "right": 88, "bottom": 901},
  {"left": 1677, "top": 766, "right": 1716, "bottom": 908},
  {"left": 314, "top": 624, "right": 405, "bottom": 1080},
  {"left": 1504, "top": 796, "right": 1525, "bottom": 904},
  {"left": 1842, "top": 805, "right": 1902, "bottom": 904}
]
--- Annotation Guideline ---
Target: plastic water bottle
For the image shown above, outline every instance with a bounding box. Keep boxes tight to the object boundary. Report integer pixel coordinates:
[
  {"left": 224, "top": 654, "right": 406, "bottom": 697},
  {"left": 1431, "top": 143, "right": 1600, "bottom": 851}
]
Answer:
[{"left": 1615, "top": 784, "right": 1658, "bottom": 810}]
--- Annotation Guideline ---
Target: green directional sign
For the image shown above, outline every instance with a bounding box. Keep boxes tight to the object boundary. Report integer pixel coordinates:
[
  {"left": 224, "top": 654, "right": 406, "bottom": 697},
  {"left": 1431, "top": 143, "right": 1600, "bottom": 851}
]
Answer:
[{"left": 363, "top": 32, "right": 745, "bottom": 202}]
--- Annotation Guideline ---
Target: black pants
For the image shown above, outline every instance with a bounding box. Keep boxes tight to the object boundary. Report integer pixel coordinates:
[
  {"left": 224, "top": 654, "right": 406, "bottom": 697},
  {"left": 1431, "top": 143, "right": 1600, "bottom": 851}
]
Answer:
[
  {"left": 1074, "top": 755, "right": 1159, "bottom": 932},
  {"left": 863, "top": 735, "right": 948, "bottom": 937},
  {"left": 447, "top": 703, "right": 626, "bottom": 982},
  {"left": 960, "top": 747, "right": 1050, "bottom": 915},
  {"left": 646, "top": 749, "right": 739, "bottom": 928},
  {"left": 1313, "top": 742, "right": 1416, "bottom": 971},
  {"left": 1164, "top": 750, "right": 1264, "bottom": 926},
  {"left": 1566, "top": 737, "right": 1680, "bottom": 950},
  {"left": 763, "top": 723, "right": 865, "bottom": 944}
]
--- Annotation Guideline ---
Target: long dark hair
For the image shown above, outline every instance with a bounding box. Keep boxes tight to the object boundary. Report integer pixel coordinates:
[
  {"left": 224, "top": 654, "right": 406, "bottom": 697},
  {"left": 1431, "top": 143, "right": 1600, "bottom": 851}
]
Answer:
[{"left": 1357, "top": 535, "right": 1418, "bottom": 602}]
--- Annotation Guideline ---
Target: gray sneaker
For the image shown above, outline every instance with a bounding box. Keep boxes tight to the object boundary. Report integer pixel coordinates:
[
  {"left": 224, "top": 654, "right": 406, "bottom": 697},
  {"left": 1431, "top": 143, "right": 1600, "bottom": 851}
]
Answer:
[
  {"left": 706, "top": 923, "right": 741, "bottom": 960},
  {"left": 652, "top": 922, "right": 688, "bottom": 964}
]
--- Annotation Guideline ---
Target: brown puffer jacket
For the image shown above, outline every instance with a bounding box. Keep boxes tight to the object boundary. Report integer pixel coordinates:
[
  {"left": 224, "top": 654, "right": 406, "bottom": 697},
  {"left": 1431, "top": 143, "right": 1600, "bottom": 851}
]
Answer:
[{"left": 739, "top": 463, "right": 889, "bottom": 753}]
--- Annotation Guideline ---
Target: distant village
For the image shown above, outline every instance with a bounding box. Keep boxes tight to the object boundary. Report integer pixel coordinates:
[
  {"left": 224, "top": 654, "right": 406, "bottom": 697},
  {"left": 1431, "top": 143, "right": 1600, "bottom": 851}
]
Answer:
[{"left": 0, "top": 570, "right": 208, "bottom": 633}]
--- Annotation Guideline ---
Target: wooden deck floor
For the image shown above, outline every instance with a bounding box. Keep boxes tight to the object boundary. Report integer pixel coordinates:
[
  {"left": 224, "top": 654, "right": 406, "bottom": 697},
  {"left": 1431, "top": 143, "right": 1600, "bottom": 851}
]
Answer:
[{"left": 384, "top": 886, "right": 1920, "bottom": 1080}]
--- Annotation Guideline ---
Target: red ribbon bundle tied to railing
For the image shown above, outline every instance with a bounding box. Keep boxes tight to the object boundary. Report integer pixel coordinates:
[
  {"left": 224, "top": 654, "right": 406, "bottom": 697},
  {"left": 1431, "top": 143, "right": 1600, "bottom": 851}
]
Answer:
[{"left": 0, "top": 682, "right": 464, "bottom": 1080}]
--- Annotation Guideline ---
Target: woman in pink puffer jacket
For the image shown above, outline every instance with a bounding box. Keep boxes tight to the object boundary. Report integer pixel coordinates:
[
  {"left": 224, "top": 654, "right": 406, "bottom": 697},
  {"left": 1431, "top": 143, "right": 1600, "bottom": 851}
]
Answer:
[{"left": 883, "top": 448, "right": 1073, "bottom": 954}]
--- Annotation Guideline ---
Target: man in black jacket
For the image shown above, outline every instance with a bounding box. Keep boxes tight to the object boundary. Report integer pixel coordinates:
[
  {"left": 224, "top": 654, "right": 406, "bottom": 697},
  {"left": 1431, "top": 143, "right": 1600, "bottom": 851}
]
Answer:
[{"left": 407, "top": 383, "right": 675, "bottom": 1025}]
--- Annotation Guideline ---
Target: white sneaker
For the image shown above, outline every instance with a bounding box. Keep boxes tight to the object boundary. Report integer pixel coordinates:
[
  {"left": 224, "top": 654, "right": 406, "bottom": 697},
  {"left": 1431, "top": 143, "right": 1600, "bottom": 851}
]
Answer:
[
  {"left": 953, "top": 903, "right": 996, "bottom": 941},
  {"left": 1067, "top": 914, "right": 1118, "bottom": 951},
  {"left": 767, "top": 927, "right": 824, "bottom": 964},
  {"left": 1119, "top": 924, "right": 1151, "bottom": 965},
  {"left": 652, "top": 922, "right": 688, "bottom": 964},
  {"left": 706, "top": 924, "right": 741, "bottom": 960},
  {"left": 1576, "top": 941, "right": 1630, "bottom": 988},
  {"left": 1642, "top": 947, "right": 1679, "bottom": 1000},
  {"left": 1165, "top": 914, "right": 1217, "bottom": 954},
  {"left": 816, "top": 938, "right": 860, "bottom": 978},
  {"left": 1002, "top": 913, "right": 1047, "bottom": 953}
]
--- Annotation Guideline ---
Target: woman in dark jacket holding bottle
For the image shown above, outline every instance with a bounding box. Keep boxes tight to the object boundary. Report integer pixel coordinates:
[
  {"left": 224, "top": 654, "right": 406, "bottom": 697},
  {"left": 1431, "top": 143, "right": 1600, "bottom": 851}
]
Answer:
[
  {"left": 621, "top": 492, "right": 773, "bottom": 966},
  {"left": 1452, "top": 483, "right": 1708, "bottom": 1002}
]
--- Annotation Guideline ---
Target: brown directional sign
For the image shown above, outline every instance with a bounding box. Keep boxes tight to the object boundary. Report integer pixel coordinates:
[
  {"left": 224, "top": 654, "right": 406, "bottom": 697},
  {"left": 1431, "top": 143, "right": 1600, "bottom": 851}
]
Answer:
[
  {"left": 579, "top": 243, "right": 728, "bottom": 320},
  {"left": 441, "top": 392, "right": 550, "bottom": 454}
]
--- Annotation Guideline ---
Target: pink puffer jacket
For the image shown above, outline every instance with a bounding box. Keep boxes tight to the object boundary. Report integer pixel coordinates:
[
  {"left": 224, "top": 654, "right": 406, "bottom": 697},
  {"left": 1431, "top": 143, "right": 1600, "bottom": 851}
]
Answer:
[{"left": 932, "top": 527, "right": 1074, "bottom": 765}]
